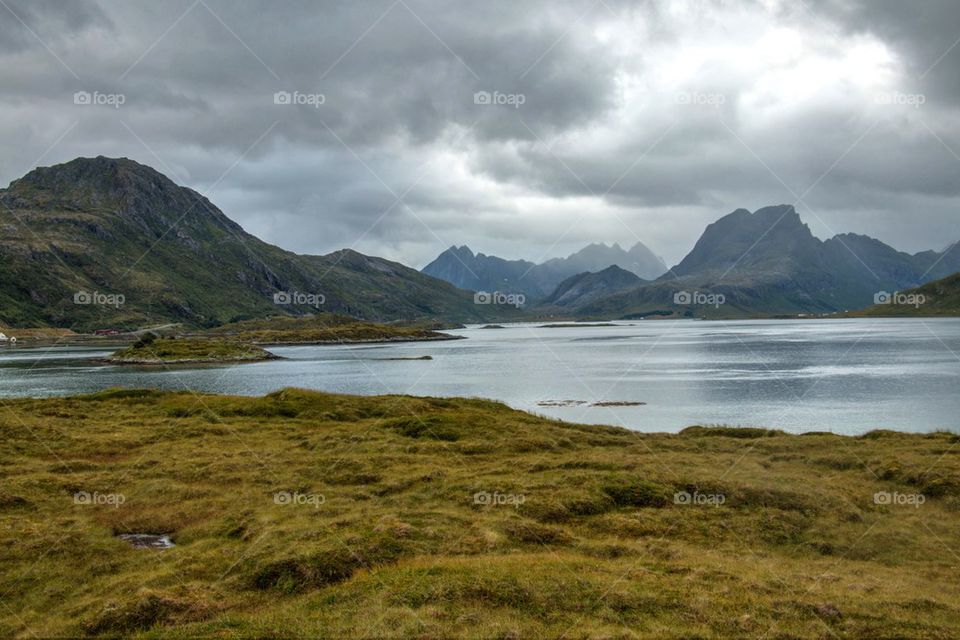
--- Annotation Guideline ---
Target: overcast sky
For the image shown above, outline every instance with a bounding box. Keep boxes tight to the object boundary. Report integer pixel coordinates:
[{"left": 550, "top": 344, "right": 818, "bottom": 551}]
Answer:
[{"left": 1, "top": 0, "right": 959, "bottom": 268}]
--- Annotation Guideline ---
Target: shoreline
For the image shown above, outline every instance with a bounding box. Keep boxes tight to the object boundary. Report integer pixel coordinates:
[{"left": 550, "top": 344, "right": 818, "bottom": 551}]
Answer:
[
  {"left": 242, "top": 334, "right": 466, "bottom": 347},
  {"left": 0, "top": 386, "right": 953, "bottom": 437},
  {"left": 5, "top": 315, "right": 959, "bottom": 350},
  {"left": 95, "top": 353, "right": 284, "bottom": 366}
]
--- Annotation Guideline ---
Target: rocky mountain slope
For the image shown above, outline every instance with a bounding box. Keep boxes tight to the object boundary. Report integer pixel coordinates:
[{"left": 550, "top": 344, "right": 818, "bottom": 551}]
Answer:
[
  {"left": 0, "top": 157, "right": 501, "bottom": 330},
  {"left": 853, "top": 271, "right": 960, "bottom": 316}
]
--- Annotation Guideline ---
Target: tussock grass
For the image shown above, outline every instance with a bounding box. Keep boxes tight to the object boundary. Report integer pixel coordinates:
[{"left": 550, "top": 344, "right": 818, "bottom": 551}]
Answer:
[{"left": 1, "top": 388, "right": 959, "bottom": 637}]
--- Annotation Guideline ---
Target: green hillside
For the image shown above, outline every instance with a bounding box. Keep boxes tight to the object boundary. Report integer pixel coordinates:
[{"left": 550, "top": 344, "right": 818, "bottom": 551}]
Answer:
[
  {"left": 0, "top": 157, "right": 509, "bottom": 331},
  {"left": 853, "top": 271, "right": 960, "bottom": 316}
]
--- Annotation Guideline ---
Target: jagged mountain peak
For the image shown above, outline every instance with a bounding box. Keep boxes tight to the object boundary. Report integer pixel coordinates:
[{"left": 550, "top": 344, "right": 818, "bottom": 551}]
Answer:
[
  {"left": 729, "top": 204, "right": 805, "bottom": 229},
  {"left": 8, "top": 156, "right": 174, "bottom": 196},
  {"left": 671, "top": 204, "right": 816, "bottom": 277},
  {"left": 1, "top": 155, "right": 223, "bottom": 232}
]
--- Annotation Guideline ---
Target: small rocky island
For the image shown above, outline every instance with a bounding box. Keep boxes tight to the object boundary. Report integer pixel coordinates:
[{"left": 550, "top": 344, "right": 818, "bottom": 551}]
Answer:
[
  {"left": 204, "top": 314, "right": 463, "bottom": 345},
  {"left": 105, "top": 336, "right": 279, "bottom": 365}
]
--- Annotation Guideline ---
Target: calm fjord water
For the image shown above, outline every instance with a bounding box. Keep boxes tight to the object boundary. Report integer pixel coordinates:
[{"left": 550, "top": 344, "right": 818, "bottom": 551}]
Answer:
[{"left": 2, "top": 318, "right": 958, "bottom": 434}]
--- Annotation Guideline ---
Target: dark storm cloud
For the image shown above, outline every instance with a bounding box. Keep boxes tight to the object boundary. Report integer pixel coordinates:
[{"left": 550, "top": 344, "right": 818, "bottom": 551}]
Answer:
[
  {"left": 0, "top": 0, "right": 958, "bottom": 267},
  {"left": 0, "top": 0, "right": 109, "bottom": 53}
]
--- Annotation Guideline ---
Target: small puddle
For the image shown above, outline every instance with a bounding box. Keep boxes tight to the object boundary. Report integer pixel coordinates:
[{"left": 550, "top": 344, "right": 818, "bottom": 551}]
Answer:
[{"left": 119, "top": 534, "right": 175, "bottom": 549}]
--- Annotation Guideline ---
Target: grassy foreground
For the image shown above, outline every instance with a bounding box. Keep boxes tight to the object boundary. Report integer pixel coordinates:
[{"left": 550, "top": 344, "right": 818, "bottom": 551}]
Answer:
[{"left": 1, "top": 389, "right": 959, "bottom": 638}]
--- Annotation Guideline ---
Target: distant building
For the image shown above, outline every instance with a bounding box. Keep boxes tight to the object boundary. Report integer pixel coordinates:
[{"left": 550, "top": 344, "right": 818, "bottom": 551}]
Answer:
[
  {"left": 94, "top": 329, "right": 121, "bottom": 336},
  {"left": 0, "top": 333, "right": 7, "bottom": 341}
]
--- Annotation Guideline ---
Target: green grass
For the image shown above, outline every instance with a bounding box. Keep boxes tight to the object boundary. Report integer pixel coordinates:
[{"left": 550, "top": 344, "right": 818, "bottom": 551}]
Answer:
[
  {"left": 1, "top": 389, "right": 959, "bottom": 637},
  {"left": 203, "top": 314, "right": 460, "bottom": 345},
  {"left": 107, "top": 338, "right": 277, "bottom": 363}
]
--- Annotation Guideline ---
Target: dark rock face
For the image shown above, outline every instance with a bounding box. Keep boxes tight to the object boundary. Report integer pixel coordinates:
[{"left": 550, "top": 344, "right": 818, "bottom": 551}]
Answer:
[
  {"left": 539, "top": 242, "right": 667, "bottom": 281},
  {"left": 422, "top": 246, "right": 542, "bottom": 297}
]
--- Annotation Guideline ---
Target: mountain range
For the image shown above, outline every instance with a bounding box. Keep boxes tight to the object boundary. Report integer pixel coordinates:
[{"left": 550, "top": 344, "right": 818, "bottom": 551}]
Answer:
[
  {"left": 423, "top": 204, "right": 959, "bottom": 317},
  {"left": 1, "top": 158, "right": 956, "bottom": 330},
  {"left": 421, "top": 241, "right": 667, "bottom": 300},
  {"left": 571, "top": 205, "right": 960, "bottom": 317},
  {"left": 0, "top": 157, "right": 510, "bottom": 330}
]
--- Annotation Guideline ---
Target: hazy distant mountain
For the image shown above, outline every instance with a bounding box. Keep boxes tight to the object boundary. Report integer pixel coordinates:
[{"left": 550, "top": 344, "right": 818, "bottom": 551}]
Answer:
[
  {"left": 540, "top": 266, "right": 642, "bottom": 307},
  {"left": 419, "top": 246, "right": 544, "bottom": 298},
  {"left": 422, "top": 241, "right": 666, "bottom": 300},
  {"left": 539, "top": 242, "right": 667, "bottom": 280},
  {"left": 0, "top": 157, "right": 503, "bottom": 329},
  {"left": 574, "top": 205, "right": 960, "bottom": 318}
]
